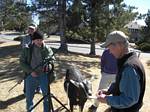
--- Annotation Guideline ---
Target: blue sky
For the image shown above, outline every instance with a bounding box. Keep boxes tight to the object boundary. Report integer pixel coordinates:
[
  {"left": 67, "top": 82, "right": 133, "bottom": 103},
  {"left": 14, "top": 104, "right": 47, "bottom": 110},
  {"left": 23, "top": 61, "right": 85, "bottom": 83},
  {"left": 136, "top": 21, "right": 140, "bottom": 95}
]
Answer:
[
  {"left": 124, "top": 0, "right": 150, "bottom": 25},
  {"left": 27, "top": 0, "right": 31, "bottom": 5},
  {"left": 124, "top": 0, "right": 149, "bottom": 14}
]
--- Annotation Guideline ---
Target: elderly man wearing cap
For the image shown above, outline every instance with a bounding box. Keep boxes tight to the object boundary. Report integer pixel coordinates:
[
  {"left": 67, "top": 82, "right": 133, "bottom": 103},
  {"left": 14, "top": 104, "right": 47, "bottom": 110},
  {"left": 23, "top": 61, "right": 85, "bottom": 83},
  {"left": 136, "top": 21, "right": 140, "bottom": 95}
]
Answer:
[
  {"left": 88, "top": 48, "right": 117, "bottom": 112},
  {"left": 21, "top": 24, "right": 36, "bottom": 48},
  {"left": 21, "top": 24, "right": 42, "bottom": 94},
  {"left": 20, "top": 31, "right": 55, "bottom": 112},
  {"left": 97, "top": 31, "right": 146, "bottom": 112}
]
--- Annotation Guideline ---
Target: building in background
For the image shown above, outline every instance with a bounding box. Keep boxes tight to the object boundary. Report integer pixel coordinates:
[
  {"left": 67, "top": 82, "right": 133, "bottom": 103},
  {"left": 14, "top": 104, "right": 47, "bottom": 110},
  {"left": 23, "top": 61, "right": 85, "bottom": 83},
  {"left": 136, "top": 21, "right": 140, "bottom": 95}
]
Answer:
[{"left": 125, "top": 21, "right": 145, "bottom": 42}]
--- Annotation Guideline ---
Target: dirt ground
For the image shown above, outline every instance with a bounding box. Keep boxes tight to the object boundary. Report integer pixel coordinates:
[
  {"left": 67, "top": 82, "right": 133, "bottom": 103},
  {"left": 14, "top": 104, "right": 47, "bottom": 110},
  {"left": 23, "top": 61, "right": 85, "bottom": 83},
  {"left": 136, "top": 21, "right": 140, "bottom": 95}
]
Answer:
[{"left": 0, "top": 41, "right": 150, "bottom": 112}]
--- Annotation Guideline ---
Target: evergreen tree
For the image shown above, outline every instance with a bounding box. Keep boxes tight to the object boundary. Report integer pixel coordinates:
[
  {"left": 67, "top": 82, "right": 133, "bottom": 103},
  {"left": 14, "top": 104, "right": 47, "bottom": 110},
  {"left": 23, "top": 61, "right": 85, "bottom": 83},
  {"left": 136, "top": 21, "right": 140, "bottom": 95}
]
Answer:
[
  {"left": 0, "top": 0, "right": 31, "bottom": 31},
  {"left": 65, "top": 0, "right": 138, "bottom": 55},
  {"left": 142, "top": 10, "right": 150, "bottom": 42},
  {"left": 30, "top": 0, "right": 68, "bottom": 52},
  {"left": 28, "top": 0, "right": 139, "bottom": 54}
]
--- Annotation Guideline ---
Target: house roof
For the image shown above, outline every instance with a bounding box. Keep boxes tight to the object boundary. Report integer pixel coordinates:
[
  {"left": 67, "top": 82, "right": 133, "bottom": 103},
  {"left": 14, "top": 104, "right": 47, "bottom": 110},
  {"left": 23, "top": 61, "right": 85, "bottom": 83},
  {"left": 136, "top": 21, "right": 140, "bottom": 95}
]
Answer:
[{"left": 125, "top": 21, "right": 142, "bottom": 29}]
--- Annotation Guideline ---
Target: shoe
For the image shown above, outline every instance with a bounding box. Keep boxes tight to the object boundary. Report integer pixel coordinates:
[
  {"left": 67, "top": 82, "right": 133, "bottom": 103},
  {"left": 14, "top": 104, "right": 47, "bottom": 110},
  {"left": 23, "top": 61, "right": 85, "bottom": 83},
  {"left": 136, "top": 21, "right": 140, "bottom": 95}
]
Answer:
[{"left": 88, "top": 105, "right": 97, "bottom": 112}]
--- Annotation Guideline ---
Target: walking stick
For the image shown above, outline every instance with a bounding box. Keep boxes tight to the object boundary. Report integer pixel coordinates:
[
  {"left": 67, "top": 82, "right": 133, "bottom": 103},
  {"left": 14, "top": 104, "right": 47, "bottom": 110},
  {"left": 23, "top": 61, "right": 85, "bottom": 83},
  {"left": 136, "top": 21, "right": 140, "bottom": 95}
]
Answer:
[
  {"left": 8, "top": 49, "right": 57, "bottom": 93},
  {"left": 8, "top": 79, "right": 23, "bottom": 92}
]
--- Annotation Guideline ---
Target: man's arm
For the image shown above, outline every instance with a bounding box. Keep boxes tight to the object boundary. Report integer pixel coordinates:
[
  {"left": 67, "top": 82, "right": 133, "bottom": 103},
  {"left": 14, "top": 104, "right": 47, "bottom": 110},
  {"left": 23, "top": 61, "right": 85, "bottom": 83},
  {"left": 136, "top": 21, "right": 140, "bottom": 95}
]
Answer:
[
  {"left": 107, "top": 82, "right": 116, "bottom": 94},
  {"left": 21, "top": 35, "right": 31, "bottom": 48},
  {"left": 101, "top": 50, "right": 106, "bottom": 72},
  {"left": 20, "top": 48, "right": 33, "bottom": 74},
  {"left": 106, "top": 66, "right": 140, "bottom": 108}
]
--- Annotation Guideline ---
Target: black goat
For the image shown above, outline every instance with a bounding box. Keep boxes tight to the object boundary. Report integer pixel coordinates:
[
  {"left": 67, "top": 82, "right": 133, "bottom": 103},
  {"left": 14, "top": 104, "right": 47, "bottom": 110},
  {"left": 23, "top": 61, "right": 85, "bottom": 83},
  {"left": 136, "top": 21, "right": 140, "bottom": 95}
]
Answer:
[{"left": 64, "top": 65, "right": 92, "bottom": 112}]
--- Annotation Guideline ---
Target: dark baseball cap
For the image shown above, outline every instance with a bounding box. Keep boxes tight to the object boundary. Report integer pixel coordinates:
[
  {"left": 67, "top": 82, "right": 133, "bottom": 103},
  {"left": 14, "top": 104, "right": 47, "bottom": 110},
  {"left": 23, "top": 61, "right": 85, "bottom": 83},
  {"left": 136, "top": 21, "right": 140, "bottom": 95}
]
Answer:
[{"left": 32, "top": 31, "right": 44, "bottom": 40}]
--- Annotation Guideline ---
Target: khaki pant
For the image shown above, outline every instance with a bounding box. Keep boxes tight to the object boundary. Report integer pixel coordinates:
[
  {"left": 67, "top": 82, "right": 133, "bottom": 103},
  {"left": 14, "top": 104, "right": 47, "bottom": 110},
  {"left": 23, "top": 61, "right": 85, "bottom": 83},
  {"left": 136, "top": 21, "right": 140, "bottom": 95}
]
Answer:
[{"left": 93, "top": 72, "right": 116, "bottom": 107}]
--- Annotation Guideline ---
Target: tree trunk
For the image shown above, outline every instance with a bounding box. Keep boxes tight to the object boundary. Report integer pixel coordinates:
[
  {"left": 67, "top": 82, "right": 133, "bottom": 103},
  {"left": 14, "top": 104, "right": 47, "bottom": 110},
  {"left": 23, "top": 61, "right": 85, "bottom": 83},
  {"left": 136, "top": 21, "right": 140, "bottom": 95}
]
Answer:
[
  {"left": 89, "top": 34, "right": 96, "bottom": 55},
  {"left": 89, "top": 1, "right": 96, "bottom": 55},
  {"left": 59, "top": 0, "right": 68, "bottom": 52}
]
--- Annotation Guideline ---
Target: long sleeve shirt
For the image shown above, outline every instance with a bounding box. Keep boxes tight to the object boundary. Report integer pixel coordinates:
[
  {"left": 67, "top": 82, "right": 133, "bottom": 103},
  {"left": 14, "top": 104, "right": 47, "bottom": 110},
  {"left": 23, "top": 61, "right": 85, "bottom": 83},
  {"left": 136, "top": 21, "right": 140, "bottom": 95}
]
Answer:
[
  {"left": 106, "top": 66, "right": 140, "bottom": 109},
  {"left": 20, "top": 43, "right": 55, "bottom": 74},
  {"left": 101, "top": 49, "right": 117, "bottom": 74}
]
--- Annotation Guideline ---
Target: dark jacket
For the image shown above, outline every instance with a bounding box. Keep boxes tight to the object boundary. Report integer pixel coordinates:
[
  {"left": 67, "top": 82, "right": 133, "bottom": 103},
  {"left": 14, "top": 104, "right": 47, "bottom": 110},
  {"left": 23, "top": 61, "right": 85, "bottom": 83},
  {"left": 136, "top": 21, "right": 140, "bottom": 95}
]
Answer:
[
  {"left": 20, "top": 43, "right": 54, "bottom": 74},
  {"left": 111, "top": 52, "right": 146, "bottom": 112}
]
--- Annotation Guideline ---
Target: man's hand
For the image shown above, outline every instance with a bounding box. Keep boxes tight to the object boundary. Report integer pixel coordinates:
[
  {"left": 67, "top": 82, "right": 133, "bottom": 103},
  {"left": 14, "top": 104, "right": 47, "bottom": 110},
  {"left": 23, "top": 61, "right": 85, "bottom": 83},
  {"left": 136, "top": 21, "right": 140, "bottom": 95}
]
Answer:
[
  {"left": 96, "top": 90, "right": 107, "bottom": 104},
  {"left": 17, "top": 79, "right": 23, "bottom": 84},
  {"left": 31, "top": 71, "right": 38, "bottom": 77},
  {"left": 98, "top": 89, "right": 110, "bottom": 95},
  {"left": 42, "top": 66, "right": 48, "bottom": 72},
  {"left": 97, "top": 93, "right": 107, "bottom": 103},
  {"left": 42, "top": 64, "right": 52, "bottom": 72}
]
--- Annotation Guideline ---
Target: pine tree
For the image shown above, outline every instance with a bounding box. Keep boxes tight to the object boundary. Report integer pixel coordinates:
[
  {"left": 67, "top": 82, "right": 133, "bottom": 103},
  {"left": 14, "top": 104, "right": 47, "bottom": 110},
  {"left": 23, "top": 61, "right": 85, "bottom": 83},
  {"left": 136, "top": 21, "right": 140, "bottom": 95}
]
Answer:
[{"left": 143, "top": 10, "right": 150, "bottom": 42}]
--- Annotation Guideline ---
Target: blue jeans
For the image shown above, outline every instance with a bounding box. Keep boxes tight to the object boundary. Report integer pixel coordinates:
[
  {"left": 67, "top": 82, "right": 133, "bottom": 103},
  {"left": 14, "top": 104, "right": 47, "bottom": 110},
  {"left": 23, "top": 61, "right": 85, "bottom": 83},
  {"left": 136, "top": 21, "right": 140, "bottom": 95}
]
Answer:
[{"left": 25, "top": 73, "right": 49, "bottom": 112}]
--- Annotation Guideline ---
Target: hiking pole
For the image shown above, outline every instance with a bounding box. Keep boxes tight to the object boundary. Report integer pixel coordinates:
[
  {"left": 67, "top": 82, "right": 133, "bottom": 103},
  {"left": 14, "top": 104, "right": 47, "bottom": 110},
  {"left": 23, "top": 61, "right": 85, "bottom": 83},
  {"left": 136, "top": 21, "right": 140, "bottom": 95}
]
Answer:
[
  {"left": 8, "top": 49, "right": 58, "bottom": 93},
  {"left": 7, "top": 60, "right": 54, "bottom": 93},
  {"left": 8, "top": 79, "right": 23, "bottom": 92},
  {"left": 8, "top": 83, "right": 18, "bottom": 92},
  {"left": 7, "top": 59, "right": 54, "bottom": 93}
]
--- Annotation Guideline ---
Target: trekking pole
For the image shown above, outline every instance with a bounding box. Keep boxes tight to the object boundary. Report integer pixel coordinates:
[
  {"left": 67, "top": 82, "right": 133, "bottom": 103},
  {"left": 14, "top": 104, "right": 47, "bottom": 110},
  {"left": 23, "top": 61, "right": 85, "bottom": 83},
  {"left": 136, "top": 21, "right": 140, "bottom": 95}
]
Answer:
[
  {"left": 8, "top": 49, "right": 58, "bottom": 93},
  {"left": 8, "top": 79, "right": 23, "bottom": 92},
  {"left": 7, "top": 58, "right": 54, "bottom": 93}
]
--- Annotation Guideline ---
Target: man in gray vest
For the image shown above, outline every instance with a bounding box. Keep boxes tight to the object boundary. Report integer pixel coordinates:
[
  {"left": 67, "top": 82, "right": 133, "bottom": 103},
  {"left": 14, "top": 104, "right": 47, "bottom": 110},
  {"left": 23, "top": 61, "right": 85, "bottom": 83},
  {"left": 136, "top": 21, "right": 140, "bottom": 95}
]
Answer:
[{"left": 97, "top": 31, "right": 146, "bottom": 112}]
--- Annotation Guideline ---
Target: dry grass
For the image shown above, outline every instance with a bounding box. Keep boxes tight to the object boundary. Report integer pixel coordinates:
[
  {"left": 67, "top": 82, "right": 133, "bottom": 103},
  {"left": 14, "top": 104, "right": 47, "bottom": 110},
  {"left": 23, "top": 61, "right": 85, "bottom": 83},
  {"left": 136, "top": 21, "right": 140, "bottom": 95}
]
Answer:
[{"left": 0, "top": 42, "right": 150, "bottom": 112}]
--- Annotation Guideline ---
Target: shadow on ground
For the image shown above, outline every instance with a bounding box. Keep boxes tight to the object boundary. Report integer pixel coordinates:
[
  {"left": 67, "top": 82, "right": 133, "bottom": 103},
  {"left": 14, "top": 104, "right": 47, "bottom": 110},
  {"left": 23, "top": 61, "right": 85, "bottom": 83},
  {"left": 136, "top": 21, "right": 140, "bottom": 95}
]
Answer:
[
  {"left": 53, "top": 48, "right": 100, "bottom": 80},
  {"left": 0, "top": 44, "right": 105, "bottom": 112},
  {"left": 0, "top": 94, "right": 25, "bottom": 109},
  {"left": 0, "top": 45, "right": 21, "bottom": 58},
  {"left": 0, "top": 45, "right": 99, "bottom": 84},
  {"left": 0, "top": 45, "right": 23, "bottom": 83}
]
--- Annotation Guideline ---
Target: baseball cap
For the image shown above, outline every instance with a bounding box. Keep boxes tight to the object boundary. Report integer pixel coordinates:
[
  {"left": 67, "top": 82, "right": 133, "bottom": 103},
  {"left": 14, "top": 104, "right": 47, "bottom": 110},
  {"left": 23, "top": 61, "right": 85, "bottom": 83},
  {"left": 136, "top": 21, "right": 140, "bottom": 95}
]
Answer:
[
  {"left": 32, "top": 31, "right": 44, "bottom": 40},
  {"left": 28, "top": 24, "right": 36, "bottom": 30},
  {"left": 101, "top": 31, "right": 129, "bottom": 48}
]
